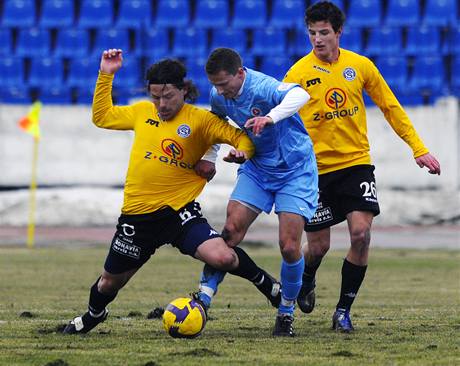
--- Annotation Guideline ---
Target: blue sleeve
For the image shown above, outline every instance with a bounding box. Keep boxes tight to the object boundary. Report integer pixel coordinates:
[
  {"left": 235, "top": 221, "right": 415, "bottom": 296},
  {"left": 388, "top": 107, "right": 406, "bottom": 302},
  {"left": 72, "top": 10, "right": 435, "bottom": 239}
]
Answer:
[{"left": 258, "top": 77, "right": 300, "bottom": 107}]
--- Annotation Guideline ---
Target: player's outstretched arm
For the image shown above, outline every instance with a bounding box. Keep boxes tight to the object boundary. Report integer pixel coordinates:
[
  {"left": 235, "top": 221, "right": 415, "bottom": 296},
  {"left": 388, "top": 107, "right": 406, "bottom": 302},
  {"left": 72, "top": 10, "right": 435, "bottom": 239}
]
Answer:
[
  {"left": 223, "top": 149, "right": 249, "bottom": 164},
  {"left": 100, "top": 48, "right": 123, "bottom": 74},
  {"left": 415, "top": 153, "right": 441, "bottom": 175}
]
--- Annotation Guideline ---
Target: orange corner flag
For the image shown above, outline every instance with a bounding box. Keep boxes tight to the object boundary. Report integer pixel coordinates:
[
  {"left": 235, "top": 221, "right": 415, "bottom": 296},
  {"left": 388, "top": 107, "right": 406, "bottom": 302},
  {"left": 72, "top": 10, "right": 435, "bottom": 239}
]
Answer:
[{"left": 19, "top": 101, "right": 42, "bottom": 139}]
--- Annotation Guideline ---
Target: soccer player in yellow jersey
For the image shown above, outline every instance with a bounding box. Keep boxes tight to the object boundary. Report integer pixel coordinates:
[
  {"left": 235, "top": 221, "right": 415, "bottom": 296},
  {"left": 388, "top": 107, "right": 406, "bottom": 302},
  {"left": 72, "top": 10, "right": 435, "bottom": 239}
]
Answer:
[
  {"left": 283, "top": 1, "right": 441, "bottom": 332},
  {"left": 63, "top": 49, "right": 281, "bottom": 334}
]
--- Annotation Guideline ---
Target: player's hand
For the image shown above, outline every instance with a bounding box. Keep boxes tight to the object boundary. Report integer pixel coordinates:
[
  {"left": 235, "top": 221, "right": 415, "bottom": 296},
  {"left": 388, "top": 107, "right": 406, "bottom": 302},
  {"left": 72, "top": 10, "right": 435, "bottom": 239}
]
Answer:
[
  {"left": 223, "top": 149, "right": 248, "bottom": 164},
  {"left": 244, "top": 116, "right": 274, "bottom": 136},
  {"left": 415, "top": 153, "right": 441, "bottom": 175},
  {"left": 194, "top": 160, "right": 216, "bottom": 181},
  {"left": 100, "top": 49, "right": 123, "bottom": 74}
]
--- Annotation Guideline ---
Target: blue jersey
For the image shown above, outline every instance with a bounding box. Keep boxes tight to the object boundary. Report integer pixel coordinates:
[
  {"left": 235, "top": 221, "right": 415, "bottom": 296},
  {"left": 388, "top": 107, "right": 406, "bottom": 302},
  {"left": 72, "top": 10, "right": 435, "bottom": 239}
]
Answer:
[{"left": 210, "top": 68, "right": 316, "bottom": 187}]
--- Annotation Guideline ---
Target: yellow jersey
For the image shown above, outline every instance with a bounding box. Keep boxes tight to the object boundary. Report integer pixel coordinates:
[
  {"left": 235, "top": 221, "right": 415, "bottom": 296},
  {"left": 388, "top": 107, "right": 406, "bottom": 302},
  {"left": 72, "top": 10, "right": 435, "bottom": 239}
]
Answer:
[
  {"left": 284, "top": 49, "right": 429, "bottom": 175},
  {"left": 92, "top": 72, "right": 254, "bottom": 214}
]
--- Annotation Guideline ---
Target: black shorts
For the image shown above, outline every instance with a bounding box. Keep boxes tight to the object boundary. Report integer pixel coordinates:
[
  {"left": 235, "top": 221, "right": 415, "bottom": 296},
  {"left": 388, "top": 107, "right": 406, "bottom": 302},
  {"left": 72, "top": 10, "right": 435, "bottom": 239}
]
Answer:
[
  {"left": 104, "top": 201, "right": 221, "bottom": 274},
  {"left": 305, "top": 165, "right": 380, "bottom": 232}
]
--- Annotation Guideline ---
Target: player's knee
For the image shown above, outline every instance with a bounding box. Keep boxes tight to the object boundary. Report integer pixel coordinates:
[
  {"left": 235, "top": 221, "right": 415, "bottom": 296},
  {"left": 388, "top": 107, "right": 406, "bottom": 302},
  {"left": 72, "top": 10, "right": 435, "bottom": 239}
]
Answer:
[
  {"left": 98, "top": 274, "right": 123, "bottom": 294},
  {"left": 350, "top": 227, "right": 371, "bottom": 251},
  {"left": 222, "top": 223, "right": 244, "bottom": 246},
  {"left": 213, "top": 250, "right": 238, "bottom": 271},
  {"left": 280, "top": 241, "right": 302, "bottom": 262}
]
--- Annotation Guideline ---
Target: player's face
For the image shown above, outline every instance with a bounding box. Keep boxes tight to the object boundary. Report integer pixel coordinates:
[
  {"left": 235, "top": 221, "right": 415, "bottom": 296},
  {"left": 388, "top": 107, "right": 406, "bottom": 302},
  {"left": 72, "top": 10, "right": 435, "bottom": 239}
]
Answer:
[
  {"left": 207, "top": 68, "right": 245, "bottom": 99},
  {"left": 149, "top": 84, "right": 186, "bottom": 121},
  {"left": 308, "top": 21, "right": 341, "bottom": 63}
]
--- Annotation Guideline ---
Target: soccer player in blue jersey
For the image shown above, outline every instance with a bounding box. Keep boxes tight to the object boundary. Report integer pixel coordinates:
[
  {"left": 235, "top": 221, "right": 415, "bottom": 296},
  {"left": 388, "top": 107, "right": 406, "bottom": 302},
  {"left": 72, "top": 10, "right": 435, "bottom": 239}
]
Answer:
[{"left": 194, "top": 47, "right": 318, "bottom": 336}]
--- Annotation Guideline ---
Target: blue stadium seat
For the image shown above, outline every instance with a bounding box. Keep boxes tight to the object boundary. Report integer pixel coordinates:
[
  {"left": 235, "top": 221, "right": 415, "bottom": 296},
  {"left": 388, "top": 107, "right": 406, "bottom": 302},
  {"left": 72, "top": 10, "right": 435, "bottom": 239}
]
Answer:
[
  {"left": 375, "top": 56, "right": 408, "bottom": 93},
  {"left": 347, "top": 0, "right": 381, "bottom": 27},
  {"left": 77, "top": 0, "right": 113, "bottom": 28},
  {"left": 0, "top": 28, "right": 13, "bottom": 56},
  {"left": 15, "top": 28, "right": 51, "bottom": 58},
  {"left": 210, "top": 28, "right": 247, "bottom": 55},
  {"left": 185, "top": 57, "right": 209, "bottom": 103},
  {"left": 364, "top": 27, "right": 403, "bottom": 57},
  {"left": 141, "top": 28, "right": 169, "bottom": 60},
  {"left": 259, "top": 56, "right": 292, "bottom": 80},
  {"left": 0, "top": 87, "right": 30, "bottom": 104},
  {"left": 28, "top": 57, "right": 64, "bottom": 88},
  {"left": 91, "top": 28, "right": 131, "bottom": 57},
  {"left": 385, "top": 0, "right": 420, "bottom": 27},
  {"left": 155, "top": 0, "right": 190, "bottom": 28},
  {"left": 251, "top": 28, "right": 287, "bottom": 56},
  {"left": 422, "top": 0, "right": 457, "bottom": 27},
  {"left": 310, "top": 0, "right": 344, "bottom": 11},
  {"left": 1, "top": 0, "right": 36, "bottom": 28},
  {"left": 194, "top": 0, "right": 229, "bottom": 28},
  {"left": 54, "top": 28, "right": 90, "bottom": 58},
  {"left": 67, "top": 57, "right": 100, "bottom": 88},
  {"left": 409, "top": 56, "right": 445, "bottom": 95},
  {"left": 231, "top": 0, "right": 267, "bottom": 29},
  {"left": 288, "top": 29, "right": 312, "bottom": 57},
  {"left": 445, "top": 26, "right": 460, "bottom": 54},
  {"left": 115, "top": 0, "right": 152, "bottom": 29},
  {"left": 405, "top": 26, "right": 441, "bottom": 56},
  {"left": 113, "top": 85, "right": 145, "bottom": 104},
  {"left": 268, "top": 0, "right": 304, "bottom": 29},
  {"left": 39, "top": 86, "right": 73, "bottom": 104},
  {"left": 172, "top": 28, "right": 208, "bottom": 58},
  {"left": 340, "top": 27, "right": 363, "bottom": 54},
  {"left": 451, "top": 56, "right": 460, "bottom": 95},
  {"left": 186, "top": 57, "right": 207, "bottom": 84},
  {"left": 39, "top": 0, "right": 74, "bottom": 28},
  {"left": 113, "top": 57, "right": 142, "bottom": 89},
  {"left": 0, "top": 57, "right": 24, "bottom": 87},
  {"left": 75, "top": 87, "right": 94, "bottom": 104}
]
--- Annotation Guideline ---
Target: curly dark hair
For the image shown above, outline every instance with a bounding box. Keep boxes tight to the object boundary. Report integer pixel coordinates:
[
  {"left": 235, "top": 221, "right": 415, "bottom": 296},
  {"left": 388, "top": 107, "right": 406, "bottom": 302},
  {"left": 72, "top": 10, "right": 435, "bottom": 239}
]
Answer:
[
  {"left": 305, "top": 1, "right": 346, "bottom": 33},
  {"left": 145, "top": 59, "right": 199, "bottom": 102},
  {"left": 205, "top": 47, "right": 242, "bottom": 76}
]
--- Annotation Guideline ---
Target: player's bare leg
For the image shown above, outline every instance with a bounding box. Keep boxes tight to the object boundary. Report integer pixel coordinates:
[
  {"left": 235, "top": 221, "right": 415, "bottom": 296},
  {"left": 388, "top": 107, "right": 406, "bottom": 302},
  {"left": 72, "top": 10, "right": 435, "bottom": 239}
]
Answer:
[
  {"left": 333, "top": 211, "right": 373, "bottom": 332},
  {"left": 63, "top": 268, "right": 139, "bottom": 334},
  {"left": 196, "top": 201, "right": 281, "bottom": 309},
  {"left": 297, "top": 227, "right": 330, "bottom": 313},
  {"left": 273, "top": 212, "right": 304, "bottom": 337}
]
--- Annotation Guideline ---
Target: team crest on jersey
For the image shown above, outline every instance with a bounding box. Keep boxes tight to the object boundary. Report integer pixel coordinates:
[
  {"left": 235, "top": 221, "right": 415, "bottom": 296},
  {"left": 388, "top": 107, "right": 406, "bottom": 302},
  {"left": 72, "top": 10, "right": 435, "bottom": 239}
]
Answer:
[
  {"left": 325, "top": 88, "right": 347, "bottom": 109},
  {"left": 161, "top": 139, "right": 184, "bottom": 159},
  {"left": 177, "top": 124, "right": 191, "bottom": 138},
  {"left": 251, "top": 107, "right": 262, "bottom": 116},
  {"left": 343, "top": 67, "right": 356, "bottom": 81}
]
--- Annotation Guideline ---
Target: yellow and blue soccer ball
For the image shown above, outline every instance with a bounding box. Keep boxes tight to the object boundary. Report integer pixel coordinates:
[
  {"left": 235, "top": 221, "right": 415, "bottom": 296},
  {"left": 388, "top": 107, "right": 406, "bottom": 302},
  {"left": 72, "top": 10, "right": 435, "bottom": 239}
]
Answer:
[{"left": 162, "top": 297, "right": 207, "bottom": 338}]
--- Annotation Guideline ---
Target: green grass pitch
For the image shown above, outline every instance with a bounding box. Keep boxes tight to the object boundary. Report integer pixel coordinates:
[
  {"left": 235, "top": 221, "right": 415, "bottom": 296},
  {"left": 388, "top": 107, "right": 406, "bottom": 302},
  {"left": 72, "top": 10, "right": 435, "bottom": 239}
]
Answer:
[{"left": 0, "top": 244, "right": 459, "bottom": 366}]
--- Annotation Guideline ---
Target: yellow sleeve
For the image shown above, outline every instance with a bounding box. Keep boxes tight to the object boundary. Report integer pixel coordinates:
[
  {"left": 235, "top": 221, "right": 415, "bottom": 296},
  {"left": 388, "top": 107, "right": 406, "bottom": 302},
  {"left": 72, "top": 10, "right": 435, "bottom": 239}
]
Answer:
[
  {"left": 364, "top": 59, "right": 429, "bottom": 158},
  {"left": 201, "top": 112, "right": 255, "bottom": 159},
  {"left": 92, "top": 71, "right": 137, "bottom": 130}
]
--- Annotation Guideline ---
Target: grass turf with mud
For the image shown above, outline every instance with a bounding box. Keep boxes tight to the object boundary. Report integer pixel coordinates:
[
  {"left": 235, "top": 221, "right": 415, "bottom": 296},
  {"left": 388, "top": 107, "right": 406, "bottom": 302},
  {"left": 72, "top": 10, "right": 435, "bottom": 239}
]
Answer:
[{"left": 0, "top": 245, "right": 459, "bottom": 366}]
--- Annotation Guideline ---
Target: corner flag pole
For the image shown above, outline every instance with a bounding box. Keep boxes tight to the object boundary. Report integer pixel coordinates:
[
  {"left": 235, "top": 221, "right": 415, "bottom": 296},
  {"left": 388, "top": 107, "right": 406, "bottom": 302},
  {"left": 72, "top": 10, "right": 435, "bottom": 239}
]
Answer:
[
  {"left": 26, "top": 136, "right": 39, "bottom": 249},
  {"left": 18, "top": 101, "right": 42, "bottom": 249}
]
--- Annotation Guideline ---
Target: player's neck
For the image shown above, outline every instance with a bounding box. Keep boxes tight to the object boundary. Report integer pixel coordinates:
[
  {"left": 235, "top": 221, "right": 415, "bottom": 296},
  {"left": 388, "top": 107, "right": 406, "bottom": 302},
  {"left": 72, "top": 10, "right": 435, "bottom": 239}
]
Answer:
[{"left": 314, "top": 48, "right": 340, "bottom": 64}]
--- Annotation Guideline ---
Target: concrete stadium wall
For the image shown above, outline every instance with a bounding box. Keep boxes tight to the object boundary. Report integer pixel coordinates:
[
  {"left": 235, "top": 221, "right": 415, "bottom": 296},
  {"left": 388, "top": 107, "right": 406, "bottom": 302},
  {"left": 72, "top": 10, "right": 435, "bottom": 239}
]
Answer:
[{"left": 0, "top": 97, "right": 458, "bottom": 190}]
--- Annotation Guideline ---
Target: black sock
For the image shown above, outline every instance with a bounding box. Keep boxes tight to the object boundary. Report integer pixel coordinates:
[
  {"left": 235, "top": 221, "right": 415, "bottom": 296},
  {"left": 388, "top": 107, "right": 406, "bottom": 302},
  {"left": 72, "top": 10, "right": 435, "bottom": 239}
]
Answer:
[
  {"left": 88, "top": 277, "right": 117, "bottom": 316},
  {"left": 303, "top": 256, "right": 322, "bottom": 288},
  {"left": 228, "top": 247, "right": 261, "bottom": 281},
  {"left": 336, "top": 259, "right": 367, "bottom": 311}
]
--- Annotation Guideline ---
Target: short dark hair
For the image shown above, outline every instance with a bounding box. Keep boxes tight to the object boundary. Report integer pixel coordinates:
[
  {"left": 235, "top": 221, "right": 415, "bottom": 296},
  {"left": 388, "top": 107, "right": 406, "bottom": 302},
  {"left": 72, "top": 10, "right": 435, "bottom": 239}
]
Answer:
[
  {"left": 205, "top": 47, "right": 242, "bottom": 76},
  {"left": 145, "top": 59, "right": 198, "bottom": 102},
  {"left": 305, "top": 1, "right": 345, "bottom": 33}
]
